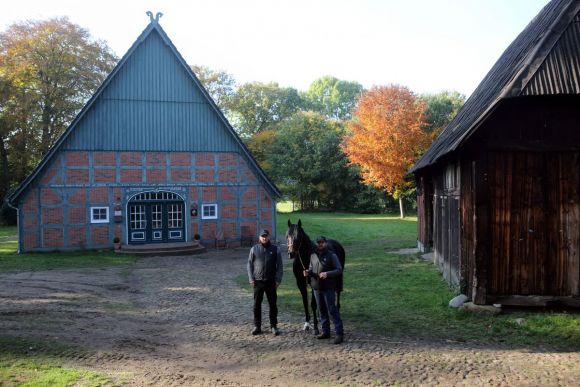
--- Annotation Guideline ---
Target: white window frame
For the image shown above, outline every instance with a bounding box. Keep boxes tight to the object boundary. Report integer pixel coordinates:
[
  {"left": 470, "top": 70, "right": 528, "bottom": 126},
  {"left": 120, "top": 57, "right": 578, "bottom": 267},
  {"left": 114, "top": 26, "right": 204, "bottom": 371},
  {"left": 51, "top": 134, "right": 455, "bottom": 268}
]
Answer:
[
  {"left": 90, "top": 206, "right": 110, "bottom": 223},
  {"left": 201, "top": 204, "right": 218, "bottom": 219}
]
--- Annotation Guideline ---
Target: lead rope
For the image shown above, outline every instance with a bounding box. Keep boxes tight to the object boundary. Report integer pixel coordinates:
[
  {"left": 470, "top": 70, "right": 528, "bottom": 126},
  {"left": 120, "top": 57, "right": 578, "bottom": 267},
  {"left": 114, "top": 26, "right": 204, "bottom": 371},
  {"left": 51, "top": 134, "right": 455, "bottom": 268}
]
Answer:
[{"left": 293, "top": 234, "right": 307, "bottom": 271}]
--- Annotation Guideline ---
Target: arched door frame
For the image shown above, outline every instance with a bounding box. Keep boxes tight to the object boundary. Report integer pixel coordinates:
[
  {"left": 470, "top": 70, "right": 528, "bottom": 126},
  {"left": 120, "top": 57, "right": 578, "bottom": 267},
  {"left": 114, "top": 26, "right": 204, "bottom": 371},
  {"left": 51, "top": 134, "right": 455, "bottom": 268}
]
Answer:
[{"left": 125, "top": 190, "right": 186, "bottom": 244}]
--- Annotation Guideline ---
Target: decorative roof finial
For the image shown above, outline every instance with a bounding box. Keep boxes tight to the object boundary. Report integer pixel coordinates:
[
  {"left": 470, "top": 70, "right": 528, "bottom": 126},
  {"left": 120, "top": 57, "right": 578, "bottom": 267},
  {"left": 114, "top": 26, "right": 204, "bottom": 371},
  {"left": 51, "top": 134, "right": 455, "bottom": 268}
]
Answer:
[{"left": 146, "top": 11, "right": 163, "bottom": 23}]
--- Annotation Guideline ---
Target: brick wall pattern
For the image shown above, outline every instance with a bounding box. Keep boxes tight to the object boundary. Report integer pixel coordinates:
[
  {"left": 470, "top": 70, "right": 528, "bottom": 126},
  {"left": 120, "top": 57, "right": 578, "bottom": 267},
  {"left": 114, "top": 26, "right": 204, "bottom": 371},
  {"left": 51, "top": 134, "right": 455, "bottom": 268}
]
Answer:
[{"left": 18, "top": 151, "right": 277, "bottom": 251}]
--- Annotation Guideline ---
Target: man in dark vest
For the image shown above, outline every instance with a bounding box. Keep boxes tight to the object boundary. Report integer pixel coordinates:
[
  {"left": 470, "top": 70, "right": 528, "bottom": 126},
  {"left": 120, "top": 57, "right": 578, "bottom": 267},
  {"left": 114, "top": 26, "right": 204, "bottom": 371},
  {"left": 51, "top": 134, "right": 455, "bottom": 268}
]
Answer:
[
  {"left": 247, "top": 229, "right": 283, "bottom": 335},
  {"left": 304, "top": 235, "right": 344, "bottom": 344}
]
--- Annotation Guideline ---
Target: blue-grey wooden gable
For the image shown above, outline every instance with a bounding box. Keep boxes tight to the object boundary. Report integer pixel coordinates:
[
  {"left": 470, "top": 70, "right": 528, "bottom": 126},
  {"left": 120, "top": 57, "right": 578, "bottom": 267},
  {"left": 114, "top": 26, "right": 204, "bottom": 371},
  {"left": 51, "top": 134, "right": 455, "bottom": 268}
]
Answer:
[
  {"left": 8, "top": 19, "right": 281, "bottom": 206},
  {"left": 62, "top": 30, "right": 238, "bottom": 153}
]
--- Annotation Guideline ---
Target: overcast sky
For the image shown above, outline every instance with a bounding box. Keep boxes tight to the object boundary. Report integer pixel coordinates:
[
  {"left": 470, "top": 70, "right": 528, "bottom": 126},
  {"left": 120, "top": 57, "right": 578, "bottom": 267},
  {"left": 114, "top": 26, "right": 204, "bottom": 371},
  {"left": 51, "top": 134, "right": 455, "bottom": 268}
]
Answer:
[{"left": 2, "top": 0, "right": 550, "bottom": 97}]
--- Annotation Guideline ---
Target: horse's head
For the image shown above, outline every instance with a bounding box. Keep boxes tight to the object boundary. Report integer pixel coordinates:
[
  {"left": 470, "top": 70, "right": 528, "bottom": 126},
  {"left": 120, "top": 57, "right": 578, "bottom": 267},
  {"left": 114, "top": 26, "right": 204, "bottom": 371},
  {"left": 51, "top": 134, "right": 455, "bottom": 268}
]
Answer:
[{"left": 286, "top": 218, "right": 304, "bottom": 258}]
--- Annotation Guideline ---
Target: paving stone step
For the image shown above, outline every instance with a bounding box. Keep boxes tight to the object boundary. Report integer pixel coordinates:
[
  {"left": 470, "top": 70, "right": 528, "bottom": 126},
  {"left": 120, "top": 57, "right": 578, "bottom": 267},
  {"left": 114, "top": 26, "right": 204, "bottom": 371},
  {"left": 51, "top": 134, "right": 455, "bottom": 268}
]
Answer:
[{"left": 115, "top": 241, "right": 206, "bottom": 256}]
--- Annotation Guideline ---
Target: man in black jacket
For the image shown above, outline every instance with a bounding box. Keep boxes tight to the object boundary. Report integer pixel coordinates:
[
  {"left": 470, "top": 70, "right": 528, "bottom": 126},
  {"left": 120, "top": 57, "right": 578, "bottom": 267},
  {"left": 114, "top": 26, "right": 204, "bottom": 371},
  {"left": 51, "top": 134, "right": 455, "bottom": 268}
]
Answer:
[
  {"left": 304, "top": 235, "right": 344, "bottom": 344},
  {"left": 247, "top": 229, "right": 283, "bottom": 335}
]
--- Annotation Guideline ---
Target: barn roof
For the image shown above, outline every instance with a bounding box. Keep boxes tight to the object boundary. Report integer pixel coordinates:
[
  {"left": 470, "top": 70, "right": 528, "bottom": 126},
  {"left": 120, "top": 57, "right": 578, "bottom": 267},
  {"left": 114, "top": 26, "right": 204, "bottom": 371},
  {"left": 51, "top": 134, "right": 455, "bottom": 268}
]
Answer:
[
  {"left": 411, "top": 0, "right": 580, "bottom": 174},
  {"left": 8, "top": 15, "right": 281, "bottom": 205}
]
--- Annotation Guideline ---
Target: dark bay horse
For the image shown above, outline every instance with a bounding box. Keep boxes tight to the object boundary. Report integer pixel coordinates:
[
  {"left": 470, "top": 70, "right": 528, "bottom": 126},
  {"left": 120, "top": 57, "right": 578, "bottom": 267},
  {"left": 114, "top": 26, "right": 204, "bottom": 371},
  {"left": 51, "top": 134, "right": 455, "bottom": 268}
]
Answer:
[{"left": 285, "top": 219, "right": 346, "bottom": 334}]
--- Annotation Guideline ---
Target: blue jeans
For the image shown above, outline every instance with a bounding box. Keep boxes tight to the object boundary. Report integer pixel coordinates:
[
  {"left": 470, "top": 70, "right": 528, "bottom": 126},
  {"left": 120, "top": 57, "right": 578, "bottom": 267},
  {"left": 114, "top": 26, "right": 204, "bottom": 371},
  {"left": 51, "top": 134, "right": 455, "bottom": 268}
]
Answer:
[{"left": 313, "top": 289, "right": 343, "bottom": 336}]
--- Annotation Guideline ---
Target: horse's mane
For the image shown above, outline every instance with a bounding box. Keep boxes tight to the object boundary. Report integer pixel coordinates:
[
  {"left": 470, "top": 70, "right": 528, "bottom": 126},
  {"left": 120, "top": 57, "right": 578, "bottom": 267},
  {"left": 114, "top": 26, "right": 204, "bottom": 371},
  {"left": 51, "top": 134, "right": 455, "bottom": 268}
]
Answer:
[{"left": 299, "top": 227, "right": 314, "bottom": 254}]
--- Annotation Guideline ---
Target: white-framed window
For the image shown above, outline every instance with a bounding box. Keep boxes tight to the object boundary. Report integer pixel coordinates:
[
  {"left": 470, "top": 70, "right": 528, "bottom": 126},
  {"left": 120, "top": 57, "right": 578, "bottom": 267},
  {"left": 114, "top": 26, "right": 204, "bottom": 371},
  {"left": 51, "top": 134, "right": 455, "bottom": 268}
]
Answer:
[
  {"left": 201, "top": 204, "right": 218, "bottom": 219},
  {"left": 90, "top": 207, "right": 109, "bottom": 223},
  {"left": 168, "top": 203, "right": 183, "bottom": 228}
]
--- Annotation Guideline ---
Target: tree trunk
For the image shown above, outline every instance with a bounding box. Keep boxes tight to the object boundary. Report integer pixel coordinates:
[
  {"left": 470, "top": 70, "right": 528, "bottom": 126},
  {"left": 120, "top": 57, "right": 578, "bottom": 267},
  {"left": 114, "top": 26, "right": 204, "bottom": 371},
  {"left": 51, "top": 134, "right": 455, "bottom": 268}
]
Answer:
[{"left": 399, "top": 196, "right": 405, "bottom": 219}]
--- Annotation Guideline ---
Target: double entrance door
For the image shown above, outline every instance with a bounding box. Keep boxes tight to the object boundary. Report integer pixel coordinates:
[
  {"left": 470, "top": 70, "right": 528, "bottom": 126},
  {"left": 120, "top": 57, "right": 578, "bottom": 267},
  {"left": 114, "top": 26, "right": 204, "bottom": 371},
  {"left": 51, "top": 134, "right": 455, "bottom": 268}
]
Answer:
[{"left": 128, "top": 200, "right": 185, "bottom": 244}]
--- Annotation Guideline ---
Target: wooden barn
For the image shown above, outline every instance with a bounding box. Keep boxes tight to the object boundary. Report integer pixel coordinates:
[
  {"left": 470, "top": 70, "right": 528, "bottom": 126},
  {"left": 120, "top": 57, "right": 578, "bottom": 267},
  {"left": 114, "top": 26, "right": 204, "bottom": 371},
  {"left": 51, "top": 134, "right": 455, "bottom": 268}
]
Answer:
[
  {"left": 411, "top": 0, "right": 580, "bottom": 307},
  {"left": 8, "top": 14, "right": 280, "bottom": 252}
]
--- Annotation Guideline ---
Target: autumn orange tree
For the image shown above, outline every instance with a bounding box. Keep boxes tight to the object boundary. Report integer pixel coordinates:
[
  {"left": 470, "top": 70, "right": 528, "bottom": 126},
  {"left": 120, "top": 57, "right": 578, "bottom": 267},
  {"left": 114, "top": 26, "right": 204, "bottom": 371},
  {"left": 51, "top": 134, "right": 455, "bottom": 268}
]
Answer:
[{"left": 343, "top": 85, "right": 431, "bottom": 218}]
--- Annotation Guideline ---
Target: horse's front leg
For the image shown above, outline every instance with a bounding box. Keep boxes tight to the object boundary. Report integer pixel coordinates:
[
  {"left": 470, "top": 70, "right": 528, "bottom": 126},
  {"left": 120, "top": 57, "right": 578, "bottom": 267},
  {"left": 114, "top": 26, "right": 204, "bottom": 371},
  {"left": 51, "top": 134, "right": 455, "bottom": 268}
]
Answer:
[
  {"left": 296, "top": 278, "right": 310, "bottom": 328},
  {"left": 310, "top": 288, "right": 319, "bottom": 335}
]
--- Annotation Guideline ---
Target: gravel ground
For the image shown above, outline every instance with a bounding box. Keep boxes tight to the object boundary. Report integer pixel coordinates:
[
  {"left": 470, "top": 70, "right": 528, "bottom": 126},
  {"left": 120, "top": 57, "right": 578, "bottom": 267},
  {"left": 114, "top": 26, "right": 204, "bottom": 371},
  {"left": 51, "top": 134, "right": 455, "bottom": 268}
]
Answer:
[{"left": 0, "top": 248, "right": 578, "bottom": 386}]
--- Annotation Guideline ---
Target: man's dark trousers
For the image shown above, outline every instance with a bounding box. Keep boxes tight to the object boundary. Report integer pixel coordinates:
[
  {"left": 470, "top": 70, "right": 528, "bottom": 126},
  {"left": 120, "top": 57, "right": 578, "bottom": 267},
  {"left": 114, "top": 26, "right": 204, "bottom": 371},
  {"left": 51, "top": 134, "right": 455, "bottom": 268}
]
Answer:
[
  {"left": 313, "top": 288, "right": 343, "bottom": 336},
  {"left": 253, "top": 280, "right": 278, "bottom": 328}
]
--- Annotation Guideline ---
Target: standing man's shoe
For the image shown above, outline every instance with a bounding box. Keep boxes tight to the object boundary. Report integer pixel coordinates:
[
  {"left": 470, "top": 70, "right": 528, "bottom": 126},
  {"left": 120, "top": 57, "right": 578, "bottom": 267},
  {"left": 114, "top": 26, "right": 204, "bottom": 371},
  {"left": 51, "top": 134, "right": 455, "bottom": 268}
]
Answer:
[
  {"left": 316, "top": 332, "right": 330, "bottom": 339},
  {"left": 333, "top": 335, "right": 344, "bottom": 344},
  {"left": 271, "top": 326, "right": 280, "bottom": 336},
  {"left": 251, "top": 326, "right": 262, "bottom": 335}
]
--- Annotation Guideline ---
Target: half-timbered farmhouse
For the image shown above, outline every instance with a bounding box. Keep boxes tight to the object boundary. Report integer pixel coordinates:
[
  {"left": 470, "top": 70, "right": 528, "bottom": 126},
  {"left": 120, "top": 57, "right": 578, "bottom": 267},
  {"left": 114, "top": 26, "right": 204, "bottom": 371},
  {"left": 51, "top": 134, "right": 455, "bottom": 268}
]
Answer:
[
  {"left": 411, "top": 0, "right": 580, "bottom": 306},
  {"left": 8, "top": 14, "right": 280, "bottom": 252}
]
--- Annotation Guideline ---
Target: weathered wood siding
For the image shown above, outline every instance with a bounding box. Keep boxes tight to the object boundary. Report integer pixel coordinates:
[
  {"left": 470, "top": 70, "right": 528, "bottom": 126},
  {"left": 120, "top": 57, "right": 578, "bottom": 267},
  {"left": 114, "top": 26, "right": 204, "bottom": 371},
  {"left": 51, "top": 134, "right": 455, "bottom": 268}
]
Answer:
[
  {"left": 416, "top": 175, "right": 433, "bottom": 252},
  {"left": 488, "top": 151, "right": 580, "bottom": 297},
  {"left": 432, "top": 164, "right": 461, "bottom": 287},
  {"left": 459, "top": 159, "right": 475, "bottom": 297}
]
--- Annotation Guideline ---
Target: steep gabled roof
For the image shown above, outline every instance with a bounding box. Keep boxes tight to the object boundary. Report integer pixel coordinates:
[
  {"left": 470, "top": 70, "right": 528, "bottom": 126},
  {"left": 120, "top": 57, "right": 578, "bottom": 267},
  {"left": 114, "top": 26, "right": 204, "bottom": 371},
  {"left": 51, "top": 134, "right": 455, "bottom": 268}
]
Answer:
[
  {"left": 411, "top": 0, "right": 580, "bottom": 173},
  {"left": 8, "top": 17, "right": 281, "bottom": 205}
]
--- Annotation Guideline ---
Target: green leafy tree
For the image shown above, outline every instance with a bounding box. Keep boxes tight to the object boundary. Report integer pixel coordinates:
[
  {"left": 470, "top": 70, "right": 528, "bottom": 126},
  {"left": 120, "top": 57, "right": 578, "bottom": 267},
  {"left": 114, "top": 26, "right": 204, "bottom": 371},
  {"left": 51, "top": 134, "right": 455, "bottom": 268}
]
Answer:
[
  {"left": 419, "top": 90, "right": 465, "bottom": 133},
  {"left": 246, "top": 129, "right": 276, "bottom": 173},
  {"left": 0, "top": 17, "right": 117, "bottom": 224},
  {"left": 1, "top": 17, "right": 117, "bottom": 157},
  {"left": 190, "top": 64, "right": 236, "bottom": 113},
  {"left": 0, "top": 76, "right": 15, "bottom": 203},
  {"left": 267, "top": 112, "right": 355, "bottom": 210},
  {"left": 304, "top": 76, "right": 363, "bottom": 120},
  {"left": 226, "top": 82, "right": 302, "bottom": 138}
]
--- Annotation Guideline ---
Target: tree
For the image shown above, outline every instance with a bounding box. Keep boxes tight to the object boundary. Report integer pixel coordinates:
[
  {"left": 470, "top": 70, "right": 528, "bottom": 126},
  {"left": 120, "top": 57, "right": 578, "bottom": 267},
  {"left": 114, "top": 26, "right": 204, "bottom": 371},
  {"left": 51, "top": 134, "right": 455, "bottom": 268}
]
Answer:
[
  {"left": 419, "top": 90, "right": 465, "bottom": 133},
  {"left": 0, "top": 17, "right": 117, "bottom": 158},
  {"left": 190, "top": 64, "right": 236, "bottom": 113},
  {"left": 0, "top": 17, "right": 117, "bottom": 223},
  {"left": 245, "top": 129, "right": 276, "bottom": 173},
  {"left": 226, "top": 82, "right": 302, "bottom": 138},
  {"left": 343, "top": 85, "right": 430, "bottom": 218},
  {"left": 304, "top": 76, "right": 363, "bottom": 120},
  {"left": 267, "top": 112, "right": 352, "bottom": 210},
  {"left": 0, "top": 76, "right": 16, "bottom": 204}
]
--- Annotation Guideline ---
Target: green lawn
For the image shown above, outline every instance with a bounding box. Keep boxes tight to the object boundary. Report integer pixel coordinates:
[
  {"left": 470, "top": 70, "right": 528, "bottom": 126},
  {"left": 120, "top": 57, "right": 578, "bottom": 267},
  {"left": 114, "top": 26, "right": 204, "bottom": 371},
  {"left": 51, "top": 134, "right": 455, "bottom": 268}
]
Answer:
[
  {"left": 0, "top": 226, "right": 135, "bottom": 273},
  {"left": 0, "top": 337, "right": 114, "bottom": 386},
  {"left": 259, "top": 211, "right": 580, "bottom": 350},
  {"left": 0, "top": 226, "right": 17, "bottom": 239}
]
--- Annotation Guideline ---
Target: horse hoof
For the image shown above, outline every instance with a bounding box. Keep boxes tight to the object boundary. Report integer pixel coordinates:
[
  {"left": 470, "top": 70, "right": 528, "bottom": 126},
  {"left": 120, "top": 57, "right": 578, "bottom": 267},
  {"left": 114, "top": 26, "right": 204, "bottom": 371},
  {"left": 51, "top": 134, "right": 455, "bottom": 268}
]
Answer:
[
  {"left": 313, "top": 328, "right": 320, "bottom": 336},
  {"left": 303, "top": 322, "right": 311, "bottom": 331}
]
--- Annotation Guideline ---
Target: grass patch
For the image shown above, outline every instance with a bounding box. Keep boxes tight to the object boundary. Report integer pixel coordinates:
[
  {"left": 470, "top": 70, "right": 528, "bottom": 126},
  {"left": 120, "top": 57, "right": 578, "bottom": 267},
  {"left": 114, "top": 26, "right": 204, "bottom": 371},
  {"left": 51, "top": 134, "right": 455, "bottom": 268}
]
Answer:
[
  {"left": 276, "top": 200, "right": 295, "bottom": 213},
  {"left": 278, "top": 211, "right": 417, "bottom": 247},
  {"left": 0, "top": 336, "right": 113, "bottom": 386},
  {"left": 0, "top": 225, "right": 135, "bottom": 273},
  {"left": 0, "top": 251, "right": 136, "bottom": 273},
  {"left": 268, "top": 211, "right": 580, "bottom": 351},
  {"left": 0, "top": 226, "right": 17, "bottom": 239}
]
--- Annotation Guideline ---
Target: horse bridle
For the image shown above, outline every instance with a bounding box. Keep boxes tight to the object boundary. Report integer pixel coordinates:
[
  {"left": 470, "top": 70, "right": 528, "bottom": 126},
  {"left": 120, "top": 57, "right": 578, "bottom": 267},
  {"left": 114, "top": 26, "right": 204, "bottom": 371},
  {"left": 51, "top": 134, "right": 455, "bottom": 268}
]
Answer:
[{"left": 288, "top": 228, "right": 307, "bottom": 271}]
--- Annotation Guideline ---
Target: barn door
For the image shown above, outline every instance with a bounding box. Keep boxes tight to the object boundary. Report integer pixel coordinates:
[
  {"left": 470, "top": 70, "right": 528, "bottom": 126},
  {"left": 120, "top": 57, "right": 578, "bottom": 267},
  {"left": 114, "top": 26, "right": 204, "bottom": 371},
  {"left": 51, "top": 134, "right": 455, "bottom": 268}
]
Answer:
[{"left": 127, "top": 191, "right": 185, "bottom": 244}]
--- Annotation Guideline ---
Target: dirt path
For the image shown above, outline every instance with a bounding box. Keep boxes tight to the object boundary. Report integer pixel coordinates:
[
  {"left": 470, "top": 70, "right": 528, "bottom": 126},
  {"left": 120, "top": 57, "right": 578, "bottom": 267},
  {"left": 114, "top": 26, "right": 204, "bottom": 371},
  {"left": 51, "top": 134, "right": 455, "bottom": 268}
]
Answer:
[{"left": 1, "top": 249, "right": 578, "bottom": 386}]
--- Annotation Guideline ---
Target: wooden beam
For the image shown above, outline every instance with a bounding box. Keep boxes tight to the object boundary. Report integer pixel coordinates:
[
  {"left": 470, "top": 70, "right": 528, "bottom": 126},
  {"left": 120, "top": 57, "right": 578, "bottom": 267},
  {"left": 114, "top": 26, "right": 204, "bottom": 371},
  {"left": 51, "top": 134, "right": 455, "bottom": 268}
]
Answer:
[
  {"left": 486, "top": 141, "right": 580, "bottom": 152},
  {"left": 473, "top": 154, "right": 490, "bottom": 304},
  {"left": 487, "top": 295, "right": 580, "bottom": 308}
]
